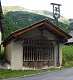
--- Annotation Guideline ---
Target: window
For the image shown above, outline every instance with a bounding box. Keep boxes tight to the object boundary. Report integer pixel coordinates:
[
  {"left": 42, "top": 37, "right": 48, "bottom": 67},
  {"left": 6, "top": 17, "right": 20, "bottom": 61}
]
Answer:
[{"left": 23, "top": 37, "right": 54, "bottom": 61}]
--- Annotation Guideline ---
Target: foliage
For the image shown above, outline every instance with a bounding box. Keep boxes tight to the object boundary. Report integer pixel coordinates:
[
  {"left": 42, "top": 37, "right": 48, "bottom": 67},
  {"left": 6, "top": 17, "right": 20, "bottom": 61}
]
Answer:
[
  {"left": 69, "top": 22, "right": 73, "bottom": 30},
  {"left": 2, "top": 6, "right": 70, "bottom": 39},
  {"left": 63, "top": 61, "right": 73, "bottom": 68},
  {"left": 68, "top": 19, "right": 73, "bottom": 31},
  {"left": 53, "top": 20, "right": 69, "bottom": 32},
  {"left": 3, "top": 11, "right": 69, "bottom": 39},
  {"left": 3, "top": 11, "right": 47, "bottom": 39},
  {"left": 62, "top": 45, "right": 73, "bottom": 67}
]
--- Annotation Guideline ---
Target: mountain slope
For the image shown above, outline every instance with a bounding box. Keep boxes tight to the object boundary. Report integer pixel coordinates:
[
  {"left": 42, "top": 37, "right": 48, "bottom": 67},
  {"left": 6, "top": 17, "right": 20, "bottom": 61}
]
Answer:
[
  {"left": 3, "top": 11, "right": 48, "bottom": 39},
  {"left": 3, "top": 6, "right": 69, "bottom": 39}
]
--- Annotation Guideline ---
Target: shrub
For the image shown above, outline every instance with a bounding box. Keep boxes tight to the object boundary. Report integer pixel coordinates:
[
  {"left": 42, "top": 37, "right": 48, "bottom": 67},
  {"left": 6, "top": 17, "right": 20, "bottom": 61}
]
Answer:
[{"left": 62, "top": 45, "right": 73, "bottom": 67}]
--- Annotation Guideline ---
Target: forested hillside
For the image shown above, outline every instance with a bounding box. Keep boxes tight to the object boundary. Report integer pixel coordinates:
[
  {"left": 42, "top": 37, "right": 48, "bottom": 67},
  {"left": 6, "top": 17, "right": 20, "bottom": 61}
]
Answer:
[{"left": 2, "top": 6, "right": 70, "bottom": 39}]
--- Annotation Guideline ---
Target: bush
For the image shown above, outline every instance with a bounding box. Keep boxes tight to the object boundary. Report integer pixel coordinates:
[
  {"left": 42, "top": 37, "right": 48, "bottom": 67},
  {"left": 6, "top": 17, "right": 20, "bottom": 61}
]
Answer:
[
  {"left": 64, "top": 61, "right": 73, "bottom": 68},
  {"left": 62, "top": 45, "right": 73, "bottom": 67}
]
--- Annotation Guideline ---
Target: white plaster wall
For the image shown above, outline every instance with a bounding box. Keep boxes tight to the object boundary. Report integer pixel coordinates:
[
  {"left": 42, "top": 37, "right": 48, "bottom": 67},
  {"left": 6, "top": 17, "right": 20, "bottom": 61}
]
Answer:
[
  {"left": 54, "top": 43, "right": 63, "bottom": 67},
  {"left": 54, "top": 42, "right": 58, "bottom": 67},
  {"left": 11, "top": 41, "right": 23, "bottom": 70},
  {"left": 59, "top": 44, "right": 63, "bottom": 66},
  {"left": 5, "top": 43, "right": 12, "bottom": 63}
]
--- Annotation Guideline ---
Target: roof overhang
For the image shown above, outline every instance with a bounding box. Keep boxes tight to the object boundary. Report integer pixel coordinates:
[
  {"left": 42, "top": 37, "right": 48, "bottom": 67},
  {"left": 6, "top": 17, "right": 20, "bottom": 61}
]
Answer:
[{"left": 2, "top": 19, "right": 72, "bottom": 46}]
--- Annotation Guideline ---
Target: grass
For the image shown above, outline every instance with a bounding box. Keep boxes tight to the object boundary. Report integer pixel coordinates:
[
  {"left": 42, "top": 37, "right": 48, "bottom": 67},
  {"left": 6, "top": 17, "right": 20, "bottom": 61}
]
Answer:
[
  {"left": 0, "top": 68, "right": 62, "bottom": 79},
  {"left": 0, "top": 69, "right": 43, "bottom": 79},
  {"left": 48, "top": 67, "right": 62, "bottom": 71}
]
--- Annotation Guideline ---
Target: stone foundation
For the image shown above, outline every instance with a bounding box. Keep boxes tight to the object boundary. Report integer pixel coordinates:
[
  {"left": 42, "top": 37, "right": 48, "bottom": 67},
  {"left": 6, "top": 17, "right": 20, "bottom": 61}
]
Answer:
[{"left": 23, "top": 61, "right": 54, "bottom": 69}]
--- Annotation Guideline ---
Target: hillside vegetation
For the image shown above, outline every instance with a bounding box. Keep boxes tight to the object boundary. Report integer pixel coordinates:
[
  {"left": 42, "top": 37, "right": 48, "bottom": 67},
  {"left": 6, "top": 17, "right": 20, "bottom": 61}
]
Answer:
[
  {"left": 62, "top": 45, "right": 73, "bottom": 67},
  {"left": 3, "top": 6, "right": 69, "bottom": 39},
  {"left": 3, "top": 11, "right": 47, "bottom": 39}
]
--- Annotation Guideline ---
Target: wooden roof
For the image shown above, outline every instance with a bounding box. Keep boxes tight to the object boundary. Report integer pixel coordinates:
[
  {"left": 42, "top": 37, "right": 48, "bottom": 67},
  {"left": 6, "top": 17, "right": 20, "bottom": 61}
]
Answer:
[{"left": 3, "top": 19, "right": 72, "bottom": 46}]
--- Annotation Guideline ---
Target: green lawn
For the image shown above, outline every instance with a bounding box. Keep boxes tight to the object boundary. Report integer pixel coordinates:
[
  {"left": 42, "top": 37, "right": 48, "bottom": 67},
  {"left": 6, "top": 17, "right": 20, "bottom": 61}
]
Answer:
[
  {"left": 0, "top": 69, "right": 42, "bottom": 79},
  {"left": 0, "top": 68, "right": 62, "bottom": 79}
]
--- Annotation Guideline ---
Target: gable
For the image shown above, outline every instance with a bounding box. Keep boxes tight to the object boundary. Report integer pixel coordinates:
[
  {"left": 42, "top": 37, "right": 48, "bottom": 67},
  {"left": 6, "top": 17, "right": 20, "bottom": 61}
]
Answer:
[
  {"left": 18, "top": 28, "right": 56, "bottom": 40},
  {"left": 43, "top": 29, "right": 56, "bottom": 40},
  {"left": 3, "top": 19, "right": 71, "bottom": 46}
]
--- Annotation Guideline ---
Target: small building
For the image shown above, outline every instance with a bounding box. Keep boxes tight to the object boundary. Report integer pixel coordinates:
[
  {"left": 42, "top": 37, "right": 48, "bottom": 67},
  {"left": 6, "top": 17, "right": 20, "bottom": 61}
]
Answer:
[
  {"left": 3, "top": 19, "right": 71, "bottom": 70},
  {"left": 65, "top": 30, "right": 73, "bottom": 45}
]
